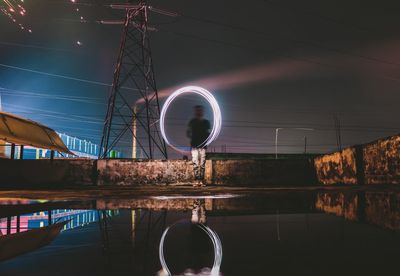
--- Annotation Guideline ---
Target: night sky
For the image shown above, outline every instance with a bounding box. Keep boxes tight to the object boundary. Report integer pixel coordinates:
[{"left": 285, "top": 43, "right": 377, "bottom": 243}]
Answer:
[{"left": 1, "top": 0, "right": 399, "bottom": 156}]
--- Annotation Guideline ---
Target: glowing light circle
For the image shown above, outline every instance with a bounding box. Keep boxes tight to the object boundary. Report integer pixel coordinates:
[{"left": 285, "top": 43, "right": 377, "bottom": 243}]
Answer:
[
  {"left": 159, "top": 221, "right": 223, "bottom": 276},
  {"left": 159, "top": 86, "right": 222, "bottom": 153}
]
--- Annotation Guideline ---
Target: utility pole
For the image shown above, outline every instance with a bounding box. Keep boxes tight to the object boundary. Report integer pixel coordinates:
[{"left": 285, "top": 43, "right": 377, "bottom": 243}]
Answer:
[
  {"left": 334, "top": 114, "right": 342, "bottom": 151},
  {"left": 275, "top": 128, "right": 282, "bottom": 159},
  {"left": 275, "top": 128, "right": 313, "bottom": 159},
  {"left": 132, "top": 104, "right": 137, "bottom": 159},
  {"left": 99, "top": 2, "right": 176, "bottom": 159}
]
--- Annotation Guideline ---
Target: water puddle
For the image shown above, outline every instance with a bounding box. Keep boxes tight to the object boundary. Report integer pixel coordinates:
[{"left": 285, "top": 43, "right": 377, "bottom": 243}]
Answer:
[{"left": 0, "top": 190, "right": 399, "bottom": 275}]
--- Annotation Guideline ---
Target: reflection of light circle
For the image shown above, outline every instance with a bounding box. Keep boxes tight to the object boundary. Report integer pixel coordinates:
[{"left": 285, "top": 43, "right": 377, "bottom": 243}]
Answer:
[
  {"left": 159, "top": 221, "right": 223, "bottom": 276},
  {"left": 159, "top": 86, "right": 222, "bottom": 153}
]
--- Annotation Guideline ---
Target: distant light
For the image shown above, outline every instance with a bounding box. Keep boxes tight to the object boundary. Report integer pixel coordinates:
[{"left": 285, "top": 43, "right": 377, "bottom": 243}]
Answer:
[
  {"left": 28, "top": 29, "right": 32, "bottom": 33},
  {"left": 76, "top": 41, "right": 82, "bottom": 46},
  {"left": 71, "top": 0, "right": 76, "bottom": 2}
]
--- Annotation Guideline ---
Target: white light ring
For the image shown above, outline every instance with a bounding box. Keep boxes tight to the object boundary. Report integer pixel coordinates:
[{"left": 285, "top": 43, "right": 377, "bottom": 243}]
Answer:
[
  {"left": 159, "top": 221, "right": 223, "bottom": 276},
  {"left": 159, "top": 86, "right": 222, "bottom": 153}
]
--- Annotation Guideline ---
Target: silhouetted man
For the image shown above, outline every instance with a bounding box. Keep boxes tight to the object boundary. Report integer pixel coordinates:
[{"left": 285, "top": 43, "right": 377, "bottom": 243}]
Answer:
[{"left": 187, "top": 105, "right": 210, "bottom": 186}]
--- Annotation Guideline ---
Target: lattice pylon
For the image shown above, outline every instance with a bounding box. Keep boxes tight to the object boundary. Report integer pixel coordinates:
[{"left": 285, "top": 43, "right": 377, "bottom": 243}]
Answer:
[{"left": 99, "top": 3, "right": 167, "bottom": 159}]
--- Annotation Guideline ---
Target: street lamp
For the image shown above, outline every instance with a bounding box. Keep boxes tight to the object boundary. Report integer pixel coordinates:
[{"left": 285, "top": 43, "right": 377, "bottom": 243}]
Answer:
[{"left": 274, "top": 128, "right": 314, "bottom": 159}]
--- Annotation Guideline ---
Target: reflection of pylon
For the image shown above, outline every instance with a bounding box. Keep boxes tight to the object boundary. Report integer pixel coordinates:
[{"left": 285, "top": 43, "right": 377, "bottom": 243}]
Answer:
[{"left": 99, "top": 2, "right": 168, "bottom": 159}]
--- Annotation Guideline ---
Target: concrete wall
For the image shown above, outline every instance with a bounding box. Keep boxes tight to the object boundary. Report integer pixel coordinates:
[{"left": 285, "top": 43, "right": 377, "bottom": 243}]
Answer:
[
  {"left": 314, "top": 148, "right": 358, "bottom": 185},
  {"left": 96, "top": 159, "right": 194, "bottom": 185},
  {"left": 97, "top": 159, "right": 316, "bottom": 186},
  {"left": 205, "top": 159, "right": 316, "bottom": 186},
  {"left": 0, "top": 159, "right": 95, "bottom": 187},
  {"left": 314, "top": 134, "right": 400, "bottom": 185},
  {"left": 363, "top": 136, "right": 400, "bottom": 184},
  {"left": 0, "top": 157, "right": 317, "bottom": 187}
]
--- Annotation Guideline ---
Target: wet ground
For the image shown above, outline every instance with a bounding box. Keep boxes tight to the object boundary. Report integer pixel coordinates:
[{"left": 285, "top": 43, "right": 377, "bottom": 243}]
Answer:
[{"left": 0, "top": 186, "right": 399, "bottom": 276}]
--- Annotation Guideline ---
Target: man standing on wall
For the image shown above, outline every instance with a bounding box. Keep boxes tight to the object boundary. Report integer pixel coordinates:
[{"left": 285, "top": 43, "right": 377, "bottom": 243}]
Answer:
[{"left": 187, "top": 105, "right": 210, "bottom": 187}]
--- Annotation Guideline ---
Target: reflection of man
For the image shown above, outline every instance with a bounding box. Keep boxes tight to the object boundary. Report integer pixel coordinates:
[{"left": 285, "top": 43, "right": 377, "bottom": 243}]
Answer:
[
  {"left": 191, "top": 199, "right": 207, "bottom": 224},
  {"left": 156, "top": 201, "right": 222, "bottom": 276},
  {"left": 187, "top": 105, "right": 210, "bottom": 187}
]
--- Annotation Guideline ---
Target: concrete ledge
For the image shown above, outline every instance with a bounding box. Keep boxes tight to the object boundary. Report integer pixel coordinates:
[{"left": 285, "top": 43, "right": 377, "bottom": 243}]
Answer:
[
  {"left": 0, "top": 159, "right": 95, "bottom": 187},
  {"left": 314, "top": 133, "right": 400, "bottom": 185},
  {"left": 206, "top": 159, "right": 316, "bottom": 186},
  {"left": 96, "top": 159, "right": 195, "bottom": 185},
  {"left": 314, "top": 148, "right": 357, "bottom": 185},
  {"left": 0, "top": 157, "right": 317, "bottom": 188}
]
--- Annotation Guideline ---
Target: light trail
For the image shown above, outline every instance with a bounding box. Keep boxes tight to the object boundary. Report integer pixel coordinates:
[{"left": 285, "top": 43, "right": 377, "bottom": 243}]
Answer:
[
  {"left": 159, "top": 221, "right": 223, "bottom": 276},
  {"left": 137, "top": 60, "right": 313, "bottom": 104},
  {"left": 159, "top": 86, "right": 222, "bottom": 153},
  {"left": 1, "top": 0, "right": 31, "bottom": 32}
]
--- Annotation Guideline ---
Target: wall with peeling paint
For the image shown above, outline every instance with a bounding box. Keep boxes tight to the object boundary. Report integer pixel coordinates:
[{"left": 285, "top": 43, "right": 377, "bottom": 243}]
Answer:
[
  {"left": 314, "top": 148, "right": 358, "bottom": 185},
  {"left": 363, "top": 136, "right": 400, "bottom": 184},
  {"left": 314, "top": 134, "right": 400, "bottom": 185},
  {"left": 96, "top": 159, "right": 195, "bottom": 185},
  {"left": 0, "top": 157, "right": 317, "bottom": 187}
]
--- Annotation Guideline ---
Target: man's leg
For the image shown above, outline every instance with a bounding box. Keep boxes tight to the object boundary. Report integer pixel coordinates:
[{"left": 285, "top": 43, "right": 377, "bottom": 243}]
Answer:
[
  {"left": 199, "top": 148, "right": 206, "bottom": 181},
  {"left": 191, "top": 148, "right": 200, "bottom": 181}
]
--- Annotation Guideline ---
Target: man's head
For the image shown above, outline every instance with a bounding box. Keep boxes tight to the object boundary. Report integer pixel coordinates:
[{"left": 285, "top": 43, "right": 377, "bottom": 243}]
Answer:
[{"left": 193, "top": 105, "right": 204, "bottom": 119}]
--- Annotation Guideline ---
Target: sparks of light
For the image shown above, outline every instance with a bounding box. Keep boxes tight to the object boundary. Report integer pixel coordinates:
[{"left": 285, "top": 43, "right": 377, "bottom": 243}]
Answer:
[
  {"left": 1, "top": 0, "right": 31, "bottom": 32},
  {"left": 159, "top": 221, "right": 223, "bottom": 276},
  {"left": 159, "top": 86, "right": 222, "bottom": 153}
]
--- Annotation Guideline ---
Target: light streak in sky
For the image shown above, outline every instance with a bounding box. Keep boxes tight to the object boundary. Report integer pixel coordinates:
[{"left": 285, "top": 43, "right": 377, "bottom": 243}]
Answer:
[
  {"left": 69, "top": 0, "right": 85, "bottom": 46},
  {"left": 159, "top": 86, "right": 222, "bottom": 153},
  {"left": 137, "top": 60, "right": 313, "bottom": 105},
  {"left": 1, "top": 0, "right": 31, "bottom": 32}
]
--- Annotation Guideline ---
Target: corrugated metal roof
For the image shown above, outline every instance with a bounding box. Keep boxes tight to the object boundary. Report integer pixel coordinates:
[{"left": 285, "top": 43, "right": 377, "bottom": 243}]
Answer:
[{"left": 0, "top": 111, "right": 72, "bottom": 154}]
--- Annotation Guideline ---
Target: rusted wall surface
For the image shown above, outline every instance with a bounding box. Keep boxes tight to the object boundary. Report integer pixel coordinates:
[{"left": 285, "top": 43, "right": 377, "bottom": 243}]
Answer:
[
  {"left": 96, "top": 159, "right": 195, "bottom": 185},
  {"left": 363, "top": 136, "right": 400, "bottom": 184},
  {"left": 0, "top": 159, "right": 95, "bottom": 187},
  {"left": 313, "top": 148, "right": 357, "bottom": 185},
  {"left": 0, "top": 158, "right": 317, "bottom": 187},
  {"left": 315, "top": 134, "right": 400, "bottom": 185},
  {"left": 205, "top": 159, "right": 316, "bottom": 186}
]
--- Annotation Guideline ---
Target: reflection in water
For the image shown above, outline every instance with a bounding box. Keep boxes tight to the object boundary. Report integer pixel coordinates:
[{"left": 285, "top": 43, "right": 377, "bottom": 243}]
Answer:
[
  {"left": 0, "top": 191, "right": 400, "bottom": 275},
  {"left": 0, "top": 220, "right": 68, "bottom": 262},
  {"left": 315, "top": 191, "right": 400, "bottom": 230},
  {"left": 158, "top": 200, "right": 223, "bottom": 276},
  {"left": 0, "top": 209, "right": 117, "bottom": 235}
]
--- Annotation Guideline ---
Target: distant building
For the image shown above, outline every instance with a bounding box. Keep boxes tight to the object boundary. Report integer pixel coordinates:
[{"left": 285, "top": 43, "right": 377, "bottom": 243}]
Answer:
[{"left": 1, "top": 132, "right": 122, "bottom": 159}]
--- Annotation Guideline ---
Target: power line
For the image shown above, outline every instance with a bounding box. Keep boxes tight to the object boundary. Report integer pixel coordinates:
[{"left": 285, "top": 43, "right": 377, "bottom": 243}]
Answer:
[
  {"left": 178, "top": 13, "right": 400, "bottom": 68},
  {"left": 157, "top": 27, "right": 400, "bottom": 83}
]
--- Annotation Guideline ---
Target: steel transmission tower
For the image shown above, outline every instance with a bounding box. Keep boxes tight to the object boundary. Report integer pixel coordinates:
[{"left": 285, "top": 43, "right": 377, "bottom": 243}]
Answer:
[{"left": 99, "top": 2, "right": 170, "bottom": 159}]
